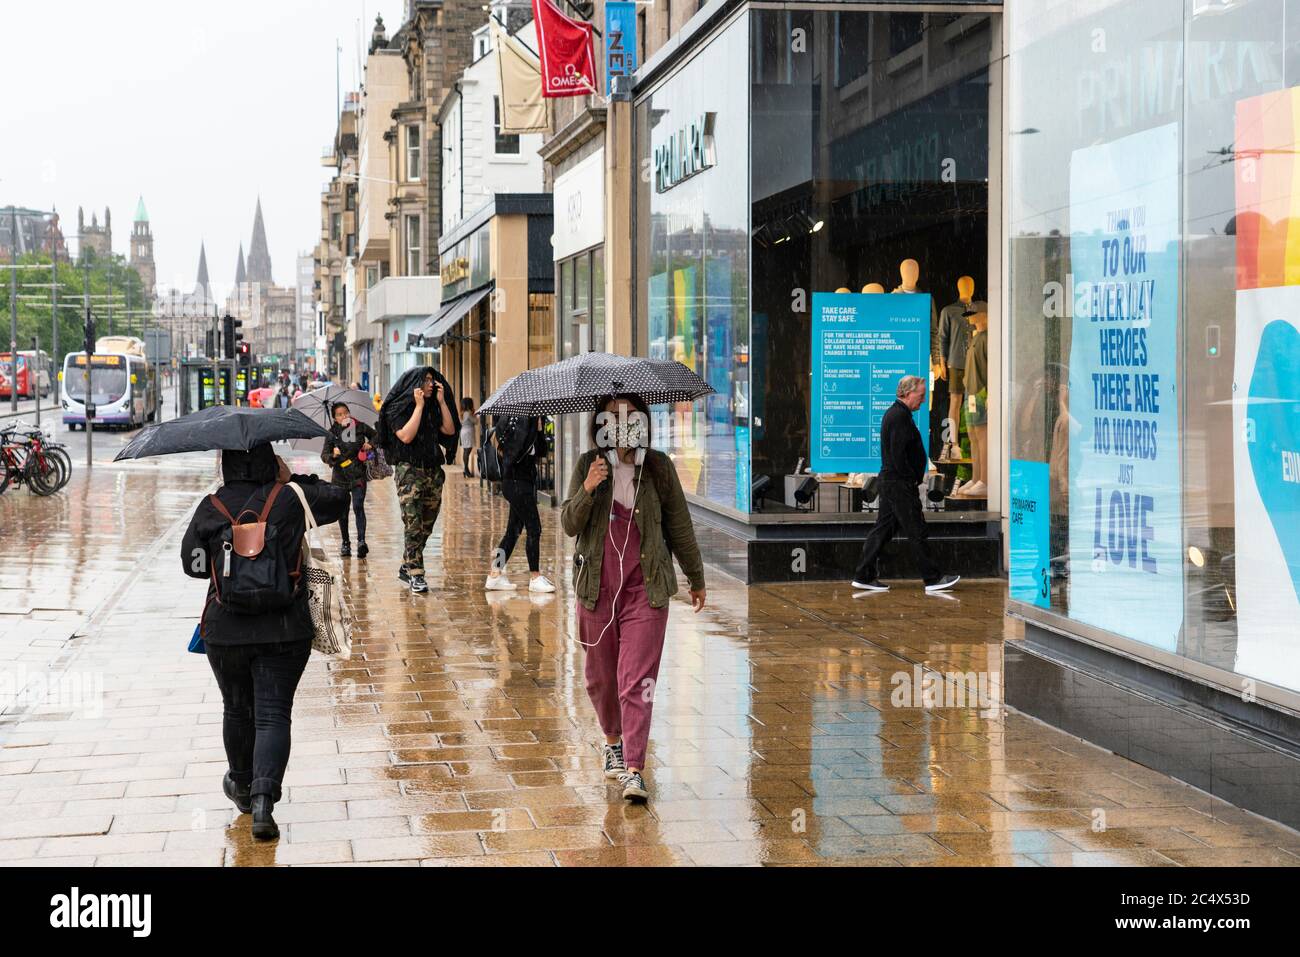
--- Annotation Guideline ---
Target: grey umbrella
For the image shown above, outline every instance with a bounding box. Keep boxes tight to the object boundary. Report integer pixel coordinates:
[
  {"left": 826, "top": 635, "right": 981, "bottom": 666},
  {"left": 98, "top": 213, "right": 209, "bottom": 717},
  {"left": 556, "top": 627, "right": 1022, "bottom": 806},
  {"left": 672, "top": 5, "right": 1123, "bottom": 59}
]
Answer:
[
  {"left": 288, "top": 386, "right": 378, "bottom": 453},
  {"left": 114, "top": 405, "right": 329, "bottom": 460},
  {"left": 478, "top": 353, "right": 715, "bottom": 416}
]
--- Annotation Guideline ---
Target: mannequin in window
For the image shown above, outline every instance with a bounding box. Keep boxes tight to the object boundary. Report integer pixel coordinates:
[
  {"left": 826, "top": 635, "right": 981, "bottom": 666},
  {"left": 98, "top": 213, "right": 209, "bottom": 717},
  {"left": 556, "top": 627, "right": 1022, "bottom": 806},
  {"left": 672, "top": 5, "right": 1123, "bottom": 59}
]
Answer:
[
  {"left": 936, "top": 276, "right": 987, "bottom": 462},
  {"left": 892, "top": 259, "right": 942, "bottom": 457},
  {"left": 861, "top": 283, "right": 885, "bottom": 293},
  {"left": 954, "top": 309, "right": 989, "bottom": 498}
]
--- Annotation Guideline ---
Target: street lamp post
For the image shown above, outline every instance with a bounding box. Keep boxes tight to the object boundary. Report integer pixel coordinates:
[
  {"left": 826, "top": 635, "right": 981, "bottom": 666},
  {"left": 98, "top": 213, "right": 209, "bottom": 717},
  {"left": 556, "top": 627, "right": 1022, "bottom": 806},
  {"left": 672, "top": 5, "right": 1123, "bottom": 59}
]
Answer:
[
  {"left": 82, "top": 256, "right": 93, "bottom": 469},
  {"left": 9, "top": 206, "right": 18, "bottom": 413}
]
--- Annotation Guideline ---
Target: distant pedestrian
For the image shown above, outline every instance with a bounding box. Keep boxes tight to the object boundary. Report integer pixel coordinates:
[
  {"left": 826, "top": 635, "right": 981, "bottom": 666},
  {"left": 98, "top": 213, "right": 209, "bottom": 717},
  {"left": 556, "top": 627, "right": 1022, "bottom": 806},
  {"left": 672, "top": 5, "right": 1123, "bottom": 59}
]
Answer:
[
  {"left": 375, "top": 366, "right": 460, "bottom": 594},
  {"left": 459, "top": 397, "right": 477, "bottom": 477},
  {"left": 851, "top": 375, "right": 960, "bottom": 594},
  {"left": 485, "top": 414, "right": 554, "bottom": 593},
  {"left": 321, "top": 401, "right": 377, "bottom": 558},
  {"left": 181, "top": 444, "right": 348, "bottom": 841},
  {"left": 562, "top": 394, "right": 706, "bottom": 803}
]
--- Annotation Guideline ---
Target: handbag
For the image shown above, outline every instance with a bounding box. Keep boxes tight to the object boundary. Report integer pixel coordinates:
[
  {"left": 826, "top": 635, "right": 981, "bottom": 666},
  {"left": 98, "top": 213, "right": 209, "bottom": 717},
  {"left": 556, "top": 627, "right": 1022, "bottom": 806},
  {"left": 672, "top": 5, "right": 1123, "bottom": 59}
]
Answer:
[
  {"left": 365, "top": 446, "right": 393, "bottom": 481},
  {"left": 286, "top": 482, "right": 354, "bottom": 659},
  {"left": 188, "top": 623, "right": 205, "bottom": 655}
]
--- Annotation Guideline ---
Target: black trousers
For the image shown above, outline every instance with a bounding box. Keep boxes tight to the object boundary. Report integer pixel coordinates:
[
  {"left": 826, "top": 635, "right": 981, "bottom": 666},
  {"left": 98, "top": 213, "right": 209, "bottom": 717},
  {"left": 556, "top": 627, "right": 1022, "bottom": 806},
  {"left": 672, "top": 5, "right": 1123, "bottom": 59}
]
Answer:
[
  {"left": 205, "top": 639, "right": 311, "bottom": 801},
  {"left": 462, "top": 445, "right": 475, "bottom": 475},
  {"left": 496, "top": 479, "right": 541, "bottom": 573},
  {"left": 339, "top": 482, "right": 367, "bottom": 544},
  {"left": 853, "top": 479, "right": 943, "bottom": 586}
]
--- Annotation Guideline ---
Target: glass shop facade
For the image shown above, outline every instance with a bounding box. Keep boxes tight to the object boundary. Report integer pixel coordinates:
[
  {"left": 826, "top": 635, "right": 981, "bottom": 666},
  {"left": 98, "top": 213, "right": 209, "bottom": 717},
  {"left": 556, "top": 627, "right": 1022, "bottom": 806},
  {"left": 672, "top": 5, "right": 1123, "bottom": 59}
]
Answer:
[
  {"left": 1007, "top": 0, "right": 1300, "bottom": 718},
  {"left": 632, "top": 2, "right": 1001, "bottom": 573}
]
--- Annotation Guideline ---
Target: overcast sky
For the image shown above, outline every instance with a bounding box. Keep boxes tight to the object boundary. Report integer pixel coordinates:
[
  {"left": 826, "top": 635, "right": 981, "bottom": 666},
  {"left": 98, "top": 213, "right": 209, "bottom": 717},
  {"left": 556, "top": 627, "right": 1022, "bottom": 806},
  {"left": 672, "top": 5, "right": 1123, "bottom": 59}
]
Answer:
[{"left": 2, "top": 0, "right": 407, "bottom": 299}]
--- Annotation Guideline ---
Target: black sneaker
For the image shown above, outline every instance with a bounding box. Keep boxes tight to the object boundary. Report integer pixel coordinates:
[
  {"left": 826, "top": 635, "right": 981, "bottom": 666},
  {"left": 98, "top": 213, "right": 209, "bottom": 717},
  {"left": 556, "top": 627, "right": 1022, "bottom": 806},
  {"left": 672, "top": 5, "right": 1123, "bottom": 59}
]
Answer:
[
  {"left": 851, "top": 579, "right": 890, "bottom": 592},
  {"left": 398, "top": 565, "right": 411, "bottom": 584},
  {"left": 356, "top": 542, "right": 368, "bottom": 559},
  {"left": 409, "top": 573, "right": 429, "bottom": 594},
  {"left": 340, "top": 542, "right": 351, "bottom": 558},
  {"left": 618, "top": 770, "right": 649, "bottom": 802},
  {"left": 222, "top": 771, "right": 251, "bottom": 815},
  {"left": 925, "top": 574, "right": 961, "bottom": 594},
  {"left": 602, "top": 742, "right": 626, "bottom": 779}
]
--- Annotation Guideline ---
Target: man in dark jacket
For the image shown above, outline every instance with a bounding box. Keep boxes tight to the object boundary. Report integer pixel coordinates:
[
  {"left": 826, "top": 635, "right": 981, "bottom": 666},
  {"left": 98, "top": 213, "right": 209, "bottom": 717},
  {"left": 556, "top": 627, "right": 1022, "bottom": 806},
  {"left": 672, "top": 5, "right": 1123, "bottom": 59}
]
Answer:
[
  {"left": 375, "top": 366, "right": 459, "bottom": 593},
  {"left": 851, "top": 376, "right": 959, "bottom": 594},
  {"left": 180, "top": 443, "right": 347, "bottom": 840}
]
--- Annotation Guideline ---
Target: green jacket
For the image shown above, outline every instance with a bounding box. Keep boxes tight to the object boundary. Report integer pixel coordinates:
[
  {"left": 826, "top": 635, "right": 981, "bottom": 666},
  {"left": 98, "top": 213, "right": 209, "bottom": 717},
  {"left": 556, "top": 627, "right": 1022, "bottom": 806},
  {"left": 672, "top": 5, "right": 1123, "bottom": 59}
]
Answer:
[{"left": 561, "top": 448, "right": 706, "bottom": 611}]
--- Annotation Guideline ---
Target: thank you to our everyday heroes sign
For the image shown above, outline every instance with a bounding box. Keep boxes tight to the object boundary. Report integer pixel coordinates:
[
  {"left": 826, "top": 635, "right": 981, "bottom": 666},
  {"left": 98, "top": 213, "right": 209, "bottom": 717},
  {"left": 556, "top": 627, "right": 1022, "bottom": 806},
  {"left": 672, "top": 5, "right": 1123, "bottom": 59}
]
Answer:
[
  {"left": 1068, "top": 123, "right": 1183, "bottom": 652},
  {"left": 811, "top": 292, "right": 929, "bottom": 473}
]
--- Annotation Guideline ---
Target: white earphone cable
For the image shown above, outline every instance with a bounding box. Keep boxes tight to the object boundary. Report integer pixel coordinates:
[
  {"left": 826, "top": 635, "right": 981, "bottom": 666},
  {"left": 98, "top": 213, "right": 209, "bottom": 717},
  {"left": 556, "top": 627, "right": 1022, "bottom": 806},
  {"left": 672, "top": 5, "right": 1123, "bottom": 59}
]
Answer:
[{"left": 576, "top": 451, "right": 644, "bottom": 650}]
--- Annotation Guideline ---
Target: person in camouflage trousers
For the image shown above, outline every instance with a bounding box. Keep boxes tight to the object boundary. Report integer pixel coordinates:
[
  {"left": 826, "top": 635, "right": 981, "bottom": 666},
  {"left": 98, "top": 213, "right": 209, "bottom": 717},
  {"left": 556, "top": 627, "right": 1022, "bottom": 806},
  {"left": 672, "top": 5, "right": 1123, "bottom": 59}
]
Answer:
[
  {"left": 395, "top": 462, "right": 445, "bottom": 577},
  {"left": 376, "top": 366, "right": 461, "bottom": 594}
]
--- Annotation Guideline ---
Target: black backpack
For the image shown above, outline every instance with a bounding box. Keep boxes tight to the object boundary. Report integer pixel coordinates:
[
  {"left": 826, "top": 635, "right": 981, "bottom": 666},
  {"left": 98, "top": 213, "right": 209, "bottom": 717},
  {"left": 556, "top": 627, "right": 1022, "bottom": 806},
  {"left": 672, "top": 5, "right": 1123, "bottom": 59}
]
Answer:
[
  {"left": 208, "top": 483, "right": 300, "bottom": 613},
  {"left": 477, "top": 425, "right": 504, "bottom": 482}
]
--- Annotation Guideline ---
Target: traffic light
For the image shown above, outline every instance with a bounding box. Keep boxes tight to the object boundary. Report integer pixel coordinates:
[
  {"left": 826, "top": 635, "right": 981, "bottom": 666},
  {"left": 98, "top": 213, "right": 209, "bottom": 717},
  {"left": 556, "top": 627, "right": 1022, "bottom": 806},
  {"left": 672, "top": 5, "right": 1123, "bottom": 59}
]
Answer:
[
  {"left": 84, "top": 316, "right": 96, "bottom": 357},
  {"left": 238, "top": 342, "right": 251, "bottom": 367},
  {"left": 205, "top": 329, "right": 215, "bottom": 358},
  {"left": 221, "top": 314, "right": 243, "bottom": 360}
]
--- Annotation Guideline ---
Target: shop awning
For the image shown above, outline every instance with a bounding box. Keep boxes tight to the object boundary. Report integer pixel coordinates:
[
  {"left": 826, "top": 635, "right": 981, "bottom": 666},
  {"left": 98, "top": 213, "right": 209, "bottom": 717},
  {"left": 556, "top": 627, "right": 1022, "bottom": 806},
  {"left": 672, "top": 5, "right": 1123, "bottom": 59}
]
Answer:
[{"left": 415, "top": 285, "right": 493, "bottom": 343}]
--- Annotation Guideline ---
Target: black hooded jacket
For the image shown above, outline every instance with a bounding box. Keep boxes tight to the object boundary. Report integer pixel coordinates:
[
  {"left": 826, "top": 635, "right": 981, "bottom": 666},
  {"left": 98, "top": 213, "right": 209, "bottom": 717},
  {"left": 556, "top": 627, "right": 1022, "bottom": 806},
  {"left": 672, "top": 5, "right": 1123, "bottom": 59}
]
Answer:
[
  {"left": 181, "top": 444, "right": 348, "bottom": 646},
  {"left": 376, "top": 366, "right": 461, "bottom": 469}
]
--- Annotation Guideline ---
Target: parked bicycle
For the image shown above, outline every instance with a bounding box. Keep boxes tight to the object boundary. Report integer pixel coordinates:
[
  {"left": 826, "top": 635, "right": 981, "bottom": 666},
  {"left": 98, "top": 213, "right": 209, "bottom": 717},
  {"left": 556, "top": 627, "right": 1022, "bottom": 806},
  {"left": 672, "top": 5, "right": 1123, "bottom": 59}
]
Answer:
[{"left": 1, "top": 423, "right": 71, "bottom": 495}]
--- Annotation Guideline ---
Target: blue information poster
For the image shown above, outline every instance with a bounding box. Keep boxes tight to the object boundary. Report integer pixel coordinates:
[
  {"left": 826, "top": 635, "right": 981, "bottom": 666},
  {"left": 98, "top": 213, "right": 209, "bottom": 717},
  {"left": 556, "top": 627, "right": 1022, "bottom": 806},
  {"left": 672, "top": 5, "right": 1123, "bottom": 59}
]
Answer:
[
  {"left": 605, "top": 2, "right": 638, "bottom": 91},
  {"left": 811, "top": 291, "right": 930, "bottom": 473},
  {"left": 1009, "top": 459, "right": 1051, "bottom": 609},
  {"left": 1068, "top": 123, "right": 1183, "bottom": 652}
]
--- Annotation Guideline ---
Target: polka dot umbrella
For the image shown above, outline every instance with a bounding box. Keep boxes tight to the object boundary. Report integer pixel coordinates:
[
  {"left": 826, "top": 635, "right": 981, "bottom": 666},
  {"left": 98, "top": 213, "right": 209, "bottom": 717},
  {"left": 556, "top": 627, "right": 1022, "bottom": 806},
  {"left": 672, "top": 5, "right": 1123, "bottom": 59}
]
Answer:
[{"left": 478, "top": 352, "right": 715, "bottom": 416}]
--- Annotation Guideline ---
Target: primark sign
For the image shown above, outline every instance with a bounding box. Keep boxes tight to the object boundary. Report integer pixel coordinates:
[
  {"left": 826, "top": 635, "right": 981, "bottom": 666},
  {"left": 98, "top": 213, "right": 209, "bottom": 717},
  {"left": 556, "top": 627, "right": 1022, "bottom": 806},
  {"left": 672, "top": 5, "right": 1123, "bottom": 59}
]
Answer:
[{"left": 653, "top": 112, "right": 717, "bottom": 193}]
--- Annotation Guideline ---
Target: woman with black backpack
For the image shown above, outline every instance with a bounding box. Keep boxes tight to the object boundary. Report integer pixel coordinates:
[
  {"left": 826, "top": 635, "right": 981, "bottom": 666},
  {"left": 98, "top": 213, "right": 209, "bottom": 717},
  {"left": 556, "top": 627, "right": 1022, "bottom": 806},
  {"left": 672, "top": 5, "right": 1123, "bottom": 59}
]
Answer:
[
  {"left": 320, "top": 401, "right": 377, "bottom": 558},
  {"left": 484, "top": 414, "right": 555, "bottom": 594},
  {"left": 181, "top": 444, "right": 348, "bottom": 841}
]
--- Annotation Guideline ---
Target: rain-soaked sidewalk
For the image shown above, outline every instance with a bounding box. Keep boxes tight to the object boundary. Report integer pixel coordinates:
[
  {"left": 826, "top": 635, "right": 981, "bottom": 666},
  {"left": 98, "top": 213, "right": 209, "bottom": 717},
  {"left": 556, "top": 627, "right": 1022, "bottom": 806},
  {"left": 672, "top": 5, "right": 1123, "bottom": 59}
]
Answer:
[{"left": 2, "top": 451, "right": 1299, "bottom": 867}]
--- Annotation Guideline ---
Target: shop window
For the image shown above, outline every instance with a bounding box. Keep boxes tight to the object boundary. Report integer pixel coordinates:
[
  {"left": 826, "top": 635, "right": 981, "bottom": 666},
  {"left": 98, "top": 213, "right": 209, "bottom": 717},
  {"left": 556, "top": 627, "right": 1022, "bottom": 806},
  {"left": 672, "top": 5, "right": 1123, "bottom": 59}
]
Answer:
[{"left": 494, "top": 97, "right": 520, "bottom": 155}]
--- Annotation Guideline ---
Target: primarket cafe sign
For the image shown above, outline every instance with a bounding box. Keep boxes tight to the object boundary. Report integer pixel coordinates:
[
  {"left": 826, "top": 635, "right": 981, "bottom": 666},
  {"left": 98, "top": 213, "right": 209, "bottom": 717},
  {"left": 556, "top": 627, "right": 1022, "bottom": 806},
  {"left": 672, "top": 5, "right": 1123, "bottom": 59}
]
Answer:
[{"left": 654, "top": 112, "right": 717, "bottom": 193}]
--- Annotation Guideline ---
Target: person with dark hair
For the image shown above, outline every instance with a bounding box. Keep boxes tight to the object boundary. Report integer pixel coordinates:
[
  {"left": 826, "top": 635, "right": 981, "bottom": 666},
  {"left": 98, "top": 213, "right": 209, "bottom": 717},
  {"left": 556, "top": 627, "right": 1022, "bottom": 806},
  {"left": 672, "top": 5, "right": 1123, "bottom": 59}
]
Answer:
[
  {"left": 459, "top": 397, "right": 478, "bottom": 477},
  {"left": 375, "top": 366, "right": 460, "bottom": 594},
  {"left": 180, "top": 444, "right": 348, "bottom": 841},
  {"left": 321, "top": 401, "right": 377, "bottom": 558},
  {"left": 561, "top": 394, "right": 706, "bottom": 803},
  {"left": 485, "top": 414, "right": 553, "bottom": 593}
]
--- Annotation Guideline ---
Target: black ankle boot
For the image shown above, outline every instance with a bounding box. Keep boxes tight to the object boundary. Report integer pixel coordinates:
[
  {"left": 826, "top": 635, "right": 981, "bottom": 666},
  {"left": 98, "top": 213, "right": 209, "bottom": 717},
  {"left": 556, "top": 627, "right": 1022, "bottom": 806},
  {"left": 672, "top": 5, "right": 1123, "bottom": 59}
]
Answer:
[
  {"left": 356, "top": 541, "right": 368, "bottom": 559},
  {"left": 251, "top": 795, "right": 279, "bottom": 841},
  {"left": 340, "top": 541, "right": 351, "bottom": 558},
  {"left": 222, "top": 772, "right": 251, "bottom": 814}
]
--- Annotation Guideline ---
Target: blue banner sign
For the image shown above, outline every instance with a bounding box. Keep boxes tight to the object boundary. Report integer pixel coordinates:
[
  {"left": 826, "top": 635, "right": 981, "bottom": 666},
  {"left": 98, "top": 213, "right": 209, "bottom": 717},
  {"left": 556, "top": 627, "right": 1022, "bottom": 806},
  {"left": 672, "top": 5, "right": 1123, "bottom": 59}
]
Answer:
[
  {"left": 811, "top": 291, "right": 930, "bottom": 473},
  {"left": 605, "top": 2, "right": 638, "bottom": 91},
  {"left": 1009, "top": 459, "right": 1051, "bottom": 609}
]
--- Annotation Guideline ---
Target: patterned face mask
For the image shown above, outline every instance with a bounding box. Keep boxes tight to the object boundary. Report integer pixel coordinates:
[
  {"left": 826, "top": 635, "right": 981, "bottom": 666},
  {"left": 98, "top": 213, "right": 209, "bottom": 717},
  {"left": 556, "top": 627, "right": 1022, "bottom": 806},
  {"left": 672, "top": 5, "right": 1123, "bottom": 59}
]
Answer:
[{"left": 615, "top": 413, "right": 647, "bottom": 449}]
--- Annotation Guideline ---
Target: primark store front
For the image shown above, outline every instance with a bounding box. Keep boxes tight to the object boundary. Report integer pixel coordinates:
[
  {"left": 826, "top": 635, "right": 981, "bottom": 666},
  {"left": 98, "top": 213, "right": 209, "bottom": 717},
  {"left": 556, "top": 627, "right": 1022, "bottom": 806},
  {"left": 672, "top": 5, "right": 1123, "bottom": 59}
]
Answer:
[{"left": 630, "top": 0, "right": 1300, "bottom": 828}]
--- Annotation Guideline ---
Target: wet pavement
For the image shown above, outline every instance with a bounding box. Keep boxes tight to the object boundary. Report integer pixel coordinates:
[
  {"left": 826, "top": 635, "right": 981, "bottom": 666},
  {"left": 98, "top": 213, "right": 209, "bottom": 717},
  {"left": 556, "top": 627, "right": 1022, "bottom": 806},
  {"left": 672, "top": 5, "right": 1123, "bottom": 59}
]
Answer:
[{"left": 2, "top": 450, "right": 1299, "bottom": 866}]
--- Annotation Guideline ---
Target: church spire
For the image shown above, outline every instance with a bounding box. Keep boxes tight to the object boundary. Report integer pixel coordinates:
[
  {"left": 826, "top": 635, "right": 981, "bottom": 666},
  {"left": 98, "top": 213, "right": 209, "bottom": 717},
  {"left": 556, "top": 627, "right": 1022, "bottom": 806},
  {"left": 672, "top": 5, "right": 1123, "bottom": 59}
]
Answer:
[
  {"left": 246, "top": 198, "right": 272, "bottom": 285},
  {"left": 196, "top": 242, "right": 211, "bottom": 300},
  {"left": 234, "top": 243, "right": 247, "bottom": 287}
]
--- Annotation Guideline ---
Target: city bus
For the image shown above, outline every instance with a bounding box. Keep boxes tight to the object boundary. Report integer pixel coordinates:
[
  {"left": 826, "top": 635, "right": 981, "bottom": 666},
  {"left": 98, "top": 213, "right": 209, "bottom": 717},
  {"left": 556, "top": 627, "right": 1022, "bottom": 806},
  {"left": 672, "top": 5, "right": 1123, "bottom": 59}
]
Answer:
[
  {"left": 0, "top": 351, "right": 52, "bottom": 400},
  {"left": 60, "top": 337, "right": 157, "bottom": 431}
]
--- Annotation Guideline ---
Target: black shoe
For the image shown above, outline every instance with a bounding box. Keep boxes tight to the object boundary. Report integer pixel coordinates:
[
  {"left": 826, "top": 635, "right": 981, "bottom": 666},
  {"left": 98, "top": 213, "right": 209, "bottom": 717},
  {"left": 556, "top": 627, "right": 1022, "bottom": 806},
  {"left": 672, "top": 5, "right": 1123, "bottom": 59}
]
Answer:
[
  {"left": 340, "top": 541, "right": 351, "bottom": 558},
  {"left": 250, "top": 794, "right": 279, "bottom": 841},
  {"left": 356, "top": 541, "right": 368, "bottom": 559},
  {"left": 409, "top": 573, "right": 428, "bottom": 594},
  {"left": 618, "top": 770, "right": 649, "bottom": 802},
  {"left": 222, "top": 772, "right": 251, "bottom": 814},
  {"left": 851, "top": 578, "right": 890, "bottom": 592},
  {"left": 925, "top": 574, "right": 961, "bottom": 594},
  {"left": 398, "top": 565, "right": 411, "bottom": 583}
]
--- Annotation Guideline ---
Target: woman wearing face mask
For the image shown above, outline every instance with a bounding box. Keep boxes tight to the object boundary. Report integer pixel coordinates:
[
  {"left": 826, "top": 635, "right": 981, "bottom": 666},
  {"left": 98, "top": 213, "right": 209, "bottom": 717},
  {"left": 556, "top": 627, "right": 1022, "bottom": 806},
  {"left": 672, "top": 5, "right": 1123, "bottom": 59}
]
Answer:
[
  {"left": 561, "top": 394, "right": 707, "bottom": 802},
  {"left": 321, "top": 401, "right": 377, "bottom": 558}
]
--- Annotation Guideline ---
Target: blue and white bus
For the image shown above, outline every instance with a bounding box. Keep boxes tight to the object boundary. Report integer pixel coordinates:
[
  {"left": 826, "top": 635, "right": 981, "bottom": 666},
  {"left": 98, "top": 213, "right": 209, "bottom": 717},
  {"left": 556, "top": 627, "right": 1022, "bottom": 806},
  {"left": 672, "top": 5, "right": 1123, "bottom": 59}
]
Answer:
[{"left": 61, "top": 337, "right": 157, "bottom": 431}]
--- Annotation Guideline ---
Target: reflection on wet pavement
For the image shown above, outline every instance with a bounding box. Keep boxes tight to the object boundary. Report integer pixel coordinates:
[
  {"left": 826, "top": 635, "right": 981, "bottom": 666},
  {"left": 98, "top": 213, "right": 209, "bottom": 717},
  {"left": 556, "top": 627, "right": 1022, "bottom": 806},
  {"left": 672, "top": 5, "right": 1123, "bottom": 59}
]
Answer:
[{"left": 1, "top": 452, "right": 1298, "bottom": 866}]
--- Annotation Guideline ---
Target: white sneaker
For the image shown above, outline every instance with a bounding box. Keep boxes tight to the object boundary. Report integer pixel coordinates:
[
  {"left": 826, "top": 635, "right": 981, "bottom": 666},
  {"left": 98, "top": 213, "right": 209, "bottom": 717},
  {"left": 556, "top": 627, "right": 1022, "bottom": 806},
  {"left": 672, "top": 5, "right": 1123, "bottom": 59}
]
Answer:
[
  {"left": 485, "top": 575, "right": 517, "bottom": 591},
  {"left": 528, "top": 575, "right": 556, "bottom": 593},
  {"left": 961, "top": 481, "right": 987, "bottom": 498}
]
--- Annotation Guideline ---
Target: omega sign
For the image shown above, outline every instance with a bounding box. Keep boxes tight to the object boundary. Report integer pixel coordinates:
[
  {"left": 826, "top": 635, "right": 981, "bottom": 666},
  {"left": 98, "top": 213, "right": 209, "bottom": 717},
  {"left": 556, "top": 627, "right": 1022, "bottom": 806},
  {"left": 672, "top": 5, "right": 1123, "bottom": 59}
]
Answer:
[{"left": 653, "top": 112, "right": 717, "bottom": 193}]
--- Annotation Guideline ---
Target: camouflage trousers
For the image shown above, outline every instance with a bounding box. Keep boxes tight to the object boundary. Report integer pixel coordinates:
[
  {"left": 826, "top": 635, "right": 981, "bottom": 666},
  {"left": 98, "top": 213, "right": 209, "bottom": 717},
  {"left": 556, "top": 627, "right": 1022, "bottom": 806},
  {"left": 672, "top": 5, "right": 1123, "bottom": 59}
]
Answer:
[{"left": 395, "top": 463, "right": 445, "bottom": 574}]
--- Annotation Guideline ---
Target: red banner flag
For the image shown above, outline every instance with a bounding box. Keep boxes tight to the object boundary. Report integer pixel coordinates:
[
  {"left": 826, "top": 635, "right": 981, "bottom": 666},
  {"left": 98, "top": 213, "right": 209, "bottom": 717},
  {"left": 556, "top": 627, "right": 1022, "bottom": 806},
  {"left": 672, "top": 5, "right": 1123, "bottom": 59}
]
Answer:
[{"left": 530, "top": 0, "right": 600, "bottom": 98}]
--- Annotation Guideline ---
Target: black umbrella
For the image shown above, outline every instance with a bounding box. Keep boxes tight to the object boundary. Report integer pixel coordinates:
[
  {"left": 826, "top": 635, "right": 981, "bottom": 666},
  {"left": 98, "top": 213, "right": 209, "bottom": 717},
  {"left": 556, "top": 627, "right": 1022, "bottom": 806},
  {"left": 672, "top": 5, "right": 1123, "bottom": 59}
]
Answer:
[
  {"left": 114, "top": 405, "right": 329, "bottom": 461},
  {"left": 478, "top": 353, "right": 715, "bottom": 416}
]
